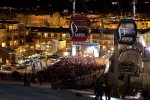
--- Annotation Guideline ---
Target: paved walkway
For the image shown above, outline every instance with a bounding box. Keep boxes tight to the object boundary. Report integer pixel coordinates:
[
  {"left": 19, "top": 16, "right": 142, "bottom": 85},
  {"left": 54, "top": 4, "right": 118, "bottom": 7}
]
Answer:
[
  {"left": 0, "top": 80, "right": 52, "bottom": 88},
  {"left": 0, "top": 80, "right": 92, "bottom": 100},
  {"left": 0, "top": 80, "right": 124, "bottom": 100}
]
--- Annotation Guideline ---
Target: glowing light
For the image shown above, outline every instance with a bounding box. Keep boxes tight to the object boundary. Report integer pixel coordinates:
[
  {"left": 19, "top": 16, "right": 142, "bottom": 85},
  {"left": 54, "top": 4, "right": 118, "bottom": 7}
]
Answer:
[
  {"left": 112, "top": 2, "right": 118, "bottom": 5},
  {"left": 72, "top": 45, "right": 76, "bottom": 56},
  {"left": 147, "top": 47, "right": 150, "bottom": 51},
  {"left": 46, "top": 45, "right": 49, "bottom": 48},
  {"left": 2, "top": 42, "right": 6, "bottom": 47},
  {"left": 138, "top": 35, "right": 146, "bottom": 47},
  {"left": 63, "top": 51, "right": 69, "bottom": 57},
  {"left": 111, "top": 48, "right": 114, "bottom": 51},
  {"left": 145, "top": 1, "right": 149, "bottom": 4},
  {"left": 36, "top": 43, "right": 40, "bottom": 48}
]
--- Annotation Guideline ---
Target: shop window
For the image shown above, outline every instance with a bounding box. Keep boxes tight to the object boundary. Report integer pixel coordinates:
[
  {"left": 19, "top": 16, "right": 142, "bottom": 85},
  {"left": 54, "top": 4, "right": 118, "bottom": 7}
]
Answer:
[
  {"left": 93, "top": 40, "right": 98, "bottom": 43},
  {"left": 51, "top": 33, "right": 54, "bottom": 37},
  {"left": 20, "top": 39, "right": 24, "bottom": 44},
  {"left": 8, "top": 34, "right": 12, "bottom": 39},
  {"left": 14, "top": 40, "right": 18, "bottom": 46},
  {"left": 2, "top": 42, "right": 6, "bottom": 47},
  {"left": 62, "top": 34, "right": 66, "bottom": 38},
  {"left": 54, "top": 33, "right": 57, "bottom": 37},
  {"left": 37, "top": 32, "right": 41, "bottom": 36},
  {"left": 20, "top": 32, "right": 24, "bottom": 37},
  {"left": 66, "top": 34, "right": 70, "bottom": 38},
  {"left": 26, "top": 31, "right": 29, "bottom": 35},
  {"left": 44, "top": 33, "right": 48, "bottom": 37},
  {"left": 8, "top": 25, "right": 18, "bottom": 31},
  {"left": 14, "top": 33, "right": 19, "bottom": 38},
  {"left": 103, "top": 46, "right": 106, "bottom": 50},
  {"left": 0, "top": 24, "right": 5, "bottom": 29},
  {"left": 93, "top": 35, "right": 99, "bottom": 39},
  {"left": 10, "top": 41, "right": 13, "bottom": 46},
  {"left": 146, "top": 23, "right": 148, "bottom": 28}
]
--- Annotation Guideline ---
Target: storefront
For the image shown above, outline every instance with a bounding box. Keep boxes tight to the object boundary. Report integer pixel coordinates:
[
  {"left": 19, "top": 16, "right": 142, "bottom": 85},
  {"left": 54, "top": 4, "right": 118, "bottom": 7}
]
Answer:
[{"left": 71, "top": 42, "right": 100, "bottom": 58}]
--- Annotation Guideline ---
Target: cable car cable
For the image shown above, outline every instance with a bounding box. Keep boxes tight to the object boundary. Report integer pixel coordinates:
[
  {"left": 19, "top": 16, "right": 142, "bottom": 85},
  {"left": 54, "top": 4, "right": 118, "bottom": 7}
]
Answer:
[
  {"left": 79, "top": 0, "right": 88, "bottom": 12},
  {"left": 102, "top": 0, "right": 109, "bottom": 13}
]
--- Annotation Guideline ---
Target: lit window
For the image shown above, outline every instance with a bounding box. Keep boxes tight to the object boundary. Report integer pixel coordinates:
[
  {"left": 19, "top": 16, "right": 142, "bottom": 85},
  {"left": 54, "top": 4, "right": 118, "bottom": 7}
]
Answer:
[
  {"left": 10, "top": 41, "right": 13, "bottom": 46},
  {"left": 62, "top": 34, "right": 66, "bottom": 38},
  {"left": 44, "top": 33, "right": 48, "bottom": 37},
  {"left": 103, "top": 46, "right": 106, "bottom": 50},
  {"left": 26, "top": 31, "right": 29, "bottom": 35},
  {"left": 2, "top": 42, "right": 6, "bottom": 47},
  {"left": 54, "top": 33, "right": 57, "bottom": 37},
  {"left": 14, "top": 40, "right": 18, "bottom": 46},
  {"left": 51, "top": 33, "right": 54, "bottom": 37},
  {"left": 37, "top": 32, "right": 41, "bottom": 36}
]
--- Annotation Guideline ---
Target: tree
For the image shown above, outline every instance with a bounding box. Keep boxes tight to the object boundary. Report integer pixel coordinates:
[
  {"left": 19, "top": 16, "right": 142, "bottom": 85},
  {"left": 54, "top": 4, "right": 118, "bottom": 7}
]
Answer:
[{"left": 49, "top": 12, "right": 60, "bottom": 27}]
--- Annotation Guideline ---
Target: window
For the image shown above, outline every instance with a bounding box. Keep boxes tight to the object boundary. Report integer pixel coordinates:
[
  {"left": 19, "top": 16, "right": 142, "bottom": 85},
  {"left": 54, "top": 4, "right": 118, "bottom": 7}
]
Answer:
[
  {"left": 44, "top": 33, "right": 48, "bottom": 37},
  {"left": 8, "top": 24, "right": 18, "bottom": 31},
  {"left": 14, "top": 33, "right": 19, "bottom": 38},
  {"left": 37, "top": 32, "right": 41, "bottom": 36},
  {"left": 51, "top": 33, "right": 54, "bottom": 37},
  {"left": 14, "top": 40, "right": 18, "bottom": 46},
  {"left": 2, "top": 42, "right": 6, "bottom": 47},
  {"left": 10, "top": 41, "right": 13, "bottom": 46},
  {"left": 54, "top": 33, "right": 57, "bottom": 37},
  {"left": 62, "top": 34, "right": 66, "bottom": 38},
  {"left": 20, "top": 32, "right": 24, "bottom": 37}
]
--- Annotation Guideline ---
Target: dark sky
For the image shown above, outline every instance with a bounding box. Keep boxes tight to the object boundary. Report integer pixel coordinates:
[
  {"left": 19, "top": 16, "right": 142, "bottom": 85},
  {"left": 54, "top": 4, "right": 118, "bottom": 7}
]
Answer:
[{"left": 0, "top": 0, "right": 150, "bottom": 14}]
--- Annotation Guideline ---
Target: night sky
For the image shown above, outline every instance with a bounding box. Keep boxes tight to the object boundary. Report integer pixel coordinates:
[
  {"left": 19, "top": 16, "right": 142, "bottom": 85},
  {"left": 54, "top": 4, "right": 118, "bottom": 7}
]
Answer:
[{"left": 0, "top": 0, "right": 150, "bottom": 14}]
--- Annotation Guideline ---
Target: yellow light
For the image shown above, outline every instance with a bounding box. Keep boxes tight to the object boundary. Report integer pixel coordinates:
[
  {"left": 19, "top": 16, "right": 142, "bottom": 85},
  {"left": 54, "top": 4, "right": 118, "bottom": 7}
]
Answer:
[
  {"left": 111, "top": 48, "right": 114, "bottom": 51},
  {"left": 2, "top": 42, "right": 6, "bottom": 47},
  {"left": 63, "top": 51, "right": 69, "bottom": 57}
]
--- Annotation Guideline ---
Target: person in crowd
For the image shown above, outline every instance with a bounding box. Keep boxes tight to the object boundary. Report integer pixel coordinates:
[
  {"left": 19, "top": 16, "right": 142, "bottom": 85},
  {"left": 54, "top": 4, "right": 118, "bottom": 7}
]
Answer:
[
  {"left": 141, "top": 88, "right": 148, "bottom": 100},
  {"left": 37, "top": 72, "right": 43, "bottom": 85},
  {"left": 23, "top": 73, "right": 27, "bottom": 86},
  {"left": 31, "top": 72, "right": 36, "bottom": 84},
  {"left": 0, "top": 72, "right": 4, "bottom": 80},
  {"left": 26, "top": 73, "right": 31, "bottom": 86},
  {"left": 103, "top": 82, "right": 112, "bottom": 100},
  {"left": 94, "top": 79, "right": 104, "bottom": 100}
]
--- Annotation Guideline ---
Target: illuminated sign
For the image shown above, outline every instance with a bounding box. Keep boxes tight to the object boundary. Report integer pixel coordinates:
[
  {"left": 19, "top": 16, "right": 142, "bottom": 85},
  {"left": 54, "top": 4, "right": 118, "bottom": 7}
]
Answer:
[
  {"left": 69, "top": 14, "right": 89, "bottom": 41},
  {"left": 117, "top": 19, "right": 137, "bottom": 45}
]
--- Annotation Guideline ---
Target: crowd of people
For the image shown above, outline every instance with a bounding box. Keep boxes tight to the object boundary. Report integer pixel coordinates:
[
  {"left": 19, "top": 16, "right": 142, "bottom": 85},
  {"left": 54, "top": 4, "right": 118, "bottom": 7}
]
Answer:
[
  {"left": 21, "top": 55, "right": 105, "bottom": 88},
  {"left": 94, "top": 73, "right": 112, "bottom": 100},
  {"left": 1, "top": 54, "right": 106, "bottom": 90}
]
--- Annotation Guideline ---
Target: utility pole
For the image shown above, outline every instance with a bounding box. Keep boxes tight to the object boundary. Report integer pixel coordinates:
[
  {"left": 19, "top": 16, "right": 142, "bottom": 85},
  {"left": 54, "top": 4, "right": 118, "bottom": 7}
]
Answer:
[{"left": 73, "top": 0, "right": 76, "bottom": 14}]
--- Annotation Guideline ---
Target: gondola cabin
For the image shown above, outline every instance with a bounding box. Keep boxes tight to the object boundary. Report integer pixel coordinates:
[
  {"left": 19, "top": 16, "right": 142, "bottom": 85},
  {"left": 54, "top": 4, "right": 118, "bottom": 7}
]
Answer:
[
  {"left": 117, "top": 18, "right": 137, "bottom": 45},
  {"left": 69, "top": 13, "right": 90, "bottom": 41}
]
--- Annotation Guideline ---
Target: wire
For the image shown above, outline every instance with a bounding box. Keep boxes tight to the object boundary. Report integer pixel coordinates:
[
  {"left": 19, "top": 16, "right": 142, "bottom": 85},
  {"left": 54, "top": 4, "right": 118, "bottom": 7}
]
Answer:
[
  {"left": 79, "top": 0, "right": 88, "bottom": 12},
  {"left": 117, "top": 0, "right": 122, "bottom": 14},
  {"left": 102, "top": 0, "right": 109, "bottom": 13}
]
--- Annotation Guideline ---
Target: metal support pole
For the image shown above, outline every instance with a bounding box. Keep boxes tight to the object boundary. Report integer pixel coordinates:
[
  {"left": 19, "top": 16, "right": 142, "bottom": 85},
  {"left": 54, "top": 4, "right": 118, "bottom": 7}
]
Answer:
[
  {"left": 113, "top": 30, "right": 119, "bottom": 98},
  {"left": 132, "top": 0, "right": 136, "bottom": 17},
  {"left": 73, "top": 0, "right": 76, "bottom": 14}
]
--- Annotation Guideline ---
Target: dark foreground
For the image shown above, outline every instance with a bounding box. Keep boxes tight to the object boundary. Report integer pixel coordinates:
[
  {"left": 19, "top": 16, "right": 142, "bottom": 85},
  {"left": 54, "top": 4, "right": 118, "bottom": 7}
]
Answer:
[{"left": 0, "top": 81, "right": 125, "bottom": 100}]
